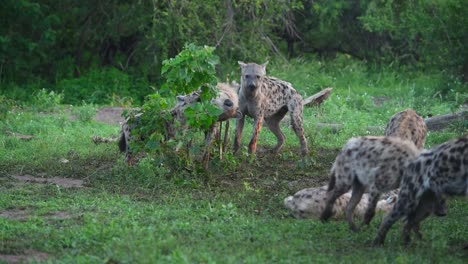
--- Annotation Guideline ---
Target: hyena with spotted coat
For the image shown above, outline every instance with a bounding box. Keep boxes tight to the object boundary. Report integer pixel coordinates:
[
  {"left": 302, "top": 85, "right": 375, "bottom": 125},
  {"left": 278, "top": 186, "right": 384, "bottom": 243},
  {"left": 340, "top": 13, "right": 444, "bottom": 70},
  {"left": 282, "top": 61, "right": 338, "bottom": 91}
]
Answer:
[
  {"left": 284, "top": 185, "right": 397, "bottom": 220},
  {"left": 373, "top": 135, "right": 467, "bottom": 245},
  {"left": 383, "top": 108, "right": 447, "bottom": 236},
  {"left": 320, "top": 136, "right": 420, "bottom": 232},
  {"left": 233, "top": 62, "right": 308, "bottom": 156},
  {"left": 385, "top": 109, "right": 427, "bottom": 150},
  {"left": 119, "top": 83, "right": 240, "bottom": 166}
]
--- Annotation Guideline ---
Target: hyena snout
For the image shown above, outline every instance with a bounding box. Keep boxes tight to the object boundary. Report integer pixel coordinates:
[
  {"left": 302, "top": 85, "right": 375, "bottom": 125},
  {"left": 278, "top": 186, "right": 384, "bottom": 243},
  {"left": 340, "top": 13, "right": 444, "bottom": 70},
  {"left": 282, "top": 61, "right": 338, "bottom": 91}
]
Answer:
[
  {"left": 247, "top": 83, "right": 257, "bottom": 91},
  {"left": 224, "top": 99, "right": 234, "bottom": 108}
]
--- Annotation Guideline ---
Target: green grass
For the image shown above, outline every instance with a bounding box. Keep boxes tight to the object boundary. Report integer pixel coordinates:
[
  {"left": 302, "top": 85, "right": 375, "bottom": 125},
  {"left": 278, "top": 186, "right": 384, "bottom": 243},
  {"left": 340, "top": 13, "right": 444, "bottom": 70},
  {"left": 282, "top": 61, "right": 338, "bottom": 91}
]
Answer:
[{"left": 0, "top": 57, "right": 467, "bottom": 263}]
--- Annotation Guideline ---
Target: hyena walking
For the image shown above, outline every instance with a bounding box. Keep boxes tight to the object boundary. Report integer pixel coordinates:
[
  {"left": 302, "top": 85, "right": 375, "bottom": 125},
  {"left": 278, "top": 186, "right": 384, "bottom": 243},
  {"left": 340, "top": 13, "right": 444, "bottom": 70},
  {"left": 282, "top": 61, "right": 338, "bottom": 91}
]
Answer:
[
  {"left": 233, "top": 62, "right": 308, "bottom": 156},
  {"left": 385, "top": 109, "right": 427, "bottom": 150},
  {"left": 373, "top": 136, "right": 467, "bottom": 245},
  {"left": 320, "top": 136, "right": 420, "bottom": 232},
  {"left": 383, "top": 108, "right": 447, "bottom": 236}
]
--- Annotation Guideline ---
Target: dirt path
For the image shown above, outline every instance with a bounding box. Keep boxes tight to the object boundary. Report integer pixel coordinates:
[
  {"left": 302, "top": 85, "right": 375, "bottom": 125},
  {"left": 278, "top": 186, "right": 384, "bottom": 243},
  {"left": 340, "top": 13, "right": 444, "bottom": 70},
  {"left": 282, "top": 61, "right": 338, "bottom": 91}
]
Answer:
[{"left": 94, "top": 107, "right": 129, "bottom": 125}]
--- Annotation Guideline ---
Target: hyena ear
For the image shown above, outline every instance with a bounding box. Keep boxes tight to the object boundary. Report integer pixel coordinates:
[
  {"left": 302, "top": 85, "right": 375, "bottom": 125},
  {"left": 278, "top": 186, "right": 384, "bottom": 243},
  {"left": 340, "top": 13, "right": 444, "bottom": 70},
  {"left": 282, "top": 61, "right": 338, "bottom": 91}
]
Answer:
[
  {"left": 238, "top": 61, "right": 247, "bottom": 67},
  {"left": 262, "top": 61, "right": 269, "bottom": 68},
  {"left": 176, "top": 95, "right": 185, "bottom": 103}
]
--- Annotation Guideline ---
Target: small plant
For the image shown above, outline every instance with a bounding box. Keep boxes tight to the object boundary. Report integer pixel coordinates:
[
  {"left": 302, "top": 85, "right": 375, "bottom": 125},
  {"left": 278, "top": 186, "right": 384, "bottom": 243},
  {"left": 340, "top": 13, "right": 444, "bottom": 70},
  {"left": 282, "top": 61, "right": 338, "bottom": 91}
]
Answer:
[
  {"left": 71, "top": 102, "right": 96, "bottom": 123},
  {"left": 0, "top": 95, "right": 16, "bottom": 119},
  {"left": 32, "top": 88, "right": 63, "bottom": 112},
  {"left": 131, "top": 43, "right": 222, "bottom": 171}
]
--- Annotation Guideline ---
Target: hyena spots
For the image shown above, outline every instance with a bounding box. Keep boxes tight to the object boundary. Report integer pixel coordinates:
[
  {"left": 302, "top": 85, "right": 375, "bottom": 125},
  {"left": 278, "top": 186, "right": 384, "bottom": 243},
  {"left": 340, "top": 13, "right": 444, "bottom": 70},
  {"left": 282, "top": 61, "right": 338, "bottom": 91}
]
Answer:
[
  {"left": 234, "top": 61, "right": 308, "bottom": 156},
  {"left": 320, "top": 136, "right": 420, "bottom": 232},
  {"left": 385, "top": 109, "right": 427, "bottom": 150}
]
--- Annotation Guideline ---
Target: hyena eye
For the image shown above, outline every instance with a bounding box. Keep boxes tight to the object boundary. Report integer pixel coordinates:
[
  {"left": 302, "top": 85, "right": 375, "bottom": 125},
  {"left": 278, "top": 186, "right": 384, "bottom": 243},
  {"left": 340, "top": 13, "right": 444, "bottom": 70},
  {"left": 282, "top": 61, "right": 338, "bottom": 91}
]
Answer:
[
  {"left": 256, "top": 75, "right": 260, "bottom": 79},
  {"left": 245, "top": 75, "right": 250, "bottom": 79}
]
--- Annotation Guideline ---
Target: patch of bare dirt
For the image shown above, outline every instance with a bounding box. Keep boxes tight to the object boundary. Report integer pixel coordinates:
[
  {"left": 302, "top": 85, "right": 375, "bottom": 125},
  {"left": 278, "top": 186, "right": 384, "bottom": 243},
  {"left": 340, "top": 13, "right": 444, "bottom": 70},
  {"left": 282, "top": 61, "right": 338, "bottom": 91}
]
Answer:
[
  {"left": 13, "top": 175, "right": 85, "bottom": 188},
  {"left": 94, "top": 107, "right": 130, "bottom": 125},
  {"left": 0, "top": 207, "right": 75, "bottom": 222},
  {"left": 0, "top": 250, "right": 50, "bottom": 264},
  {"left": 0, "top": 207, "right": 31, "bottom": 221}
]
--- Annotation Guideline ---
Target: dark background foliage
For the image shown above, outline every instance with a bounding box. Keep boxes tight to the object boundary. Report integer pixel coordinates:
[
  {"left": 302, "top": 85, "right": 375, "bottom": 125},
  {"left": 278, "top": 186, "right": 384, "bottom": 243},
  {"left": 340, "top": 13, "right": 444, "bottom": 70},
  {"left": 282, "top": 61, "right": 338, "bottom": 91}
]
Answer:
[{"left": 1, "top": 0, "right": 466, "bottom": 104}]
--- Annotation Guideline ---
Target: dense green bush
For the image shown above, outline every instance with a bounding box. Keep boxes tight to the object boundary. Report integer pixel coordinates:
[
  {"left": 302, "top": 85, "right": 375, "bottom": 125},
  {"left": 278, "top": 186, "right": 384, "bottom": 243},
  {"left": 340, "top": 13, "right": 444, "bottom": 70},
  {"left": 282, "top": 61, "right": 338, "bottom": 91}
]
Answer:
[
  {"left": 56, "top": 68, "right": 149, "bottom": 105},
  {"left": 129, "top": 44, "right": 222, "bottom": 170},
  {"left": 1, "top": 0, "right": 466, "bottom": 97}
]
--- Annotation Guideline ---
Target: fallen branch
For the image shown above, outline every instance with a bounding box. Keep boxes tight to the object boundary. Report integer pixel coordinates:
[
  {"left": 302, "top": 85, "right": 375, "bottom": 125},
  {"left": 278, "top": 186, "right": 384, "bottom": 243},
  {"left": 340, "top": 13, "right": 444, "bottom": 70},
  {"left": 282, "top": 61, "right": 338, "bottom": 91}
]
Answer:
[
  {"left": 316, "top": 110, "right": 467, "bottom": 133},
  {"left": 425, "top": 110, "right": 467, "bottom": 131}
]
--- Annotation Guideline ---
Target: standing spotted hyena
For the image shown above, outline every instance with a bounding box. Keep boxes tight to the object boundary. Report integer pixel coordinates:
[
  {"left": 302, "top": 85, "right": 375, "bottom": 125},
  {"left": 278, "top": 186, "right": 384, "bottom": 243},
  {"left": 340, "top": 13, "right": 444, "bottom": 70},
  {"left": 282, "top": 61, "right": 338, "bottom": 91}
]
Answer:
[
  {"left": 233, "top": 61, "right": 308, "bottom": 156},
  {"left": 320, "top": 136, "right": 420, "bottom": 232},
  {"left": 383, "top": 108, "right": 447, "bottom": 234},
  {"left": 385, "top": 109, "right": 427, "bottom": 150},
  {"left": 373, "top": 135, "right": 467, "bottom": 245}
]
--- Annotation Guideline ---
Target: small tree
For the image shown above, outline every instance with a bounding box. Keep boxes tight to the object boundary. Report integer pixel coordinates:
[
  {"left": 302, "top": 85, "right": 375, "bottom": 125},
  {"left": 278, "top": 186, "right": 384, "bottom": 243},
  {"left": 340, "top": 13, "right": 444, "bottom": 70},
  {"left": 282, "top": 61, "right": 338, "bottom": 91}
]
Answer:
[{"left": 128, "top": 43, "right": 222, "bottom": 168}]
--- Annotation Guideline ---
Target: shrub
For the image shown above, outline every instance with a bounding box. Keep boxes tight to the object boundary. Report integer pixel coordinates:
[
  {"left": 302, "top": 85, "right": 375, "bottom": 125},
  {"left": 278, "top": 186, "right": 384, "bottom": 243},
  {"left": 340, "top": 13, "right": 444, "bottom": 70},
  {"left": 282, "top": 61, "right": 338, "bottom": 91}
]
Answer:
[
  {"left": 57, "top": 68, "right": 149, "bottom": 105},
  {"left": 32, "top": 88, "right": 63, "bottom": 112},
  {"left": 71, "top": 102, "right": 96, "bottom": 123},
  {"left": 130, "top": 44, "right": 222, "bottom": 170}
]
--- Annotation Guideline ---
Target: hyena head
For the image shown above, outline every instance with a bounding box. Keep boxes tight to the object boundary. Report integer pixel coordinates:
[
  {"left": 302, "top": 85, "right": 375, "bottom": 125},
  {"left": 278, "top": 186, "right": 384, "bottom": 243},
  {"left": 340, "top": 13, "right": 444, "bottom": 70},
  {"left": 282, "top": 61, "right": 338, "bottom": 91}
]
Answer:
[
  {"left": 212, "top": 83, "right": 241, "bottom": 121},
  {"left": 384, "top": 109, "right": 427, "bottom": 150},
  {"left": 172, "top": 91, "right": 202, "bottom": 125},
  {"left": 238, "top": 61, "right": 268, "bottom": 95},
  {"left": 176, "top": 91, "right": 201, "bottom": 107}
]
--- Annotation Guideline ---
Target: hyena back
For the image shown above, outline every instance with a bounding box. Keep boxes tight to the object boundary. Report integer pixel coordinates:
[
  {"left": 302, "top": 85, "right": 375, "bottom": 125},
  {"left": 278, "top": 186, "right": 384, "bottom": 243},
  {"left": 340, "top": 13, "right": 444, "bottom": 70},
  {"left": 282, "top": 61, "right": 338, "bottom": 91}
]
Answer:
[
  {"left": 373, "top": 135, "right": 467, "bottom": 245},
  {"left": 320, "top": 136, "right": 420, "bottom": 232},
  {"left": 233, "top": 61, "right": 308, "bottom": 156},
  {"left": 385, "top": 109, "right": 427, "bottom": 150}
]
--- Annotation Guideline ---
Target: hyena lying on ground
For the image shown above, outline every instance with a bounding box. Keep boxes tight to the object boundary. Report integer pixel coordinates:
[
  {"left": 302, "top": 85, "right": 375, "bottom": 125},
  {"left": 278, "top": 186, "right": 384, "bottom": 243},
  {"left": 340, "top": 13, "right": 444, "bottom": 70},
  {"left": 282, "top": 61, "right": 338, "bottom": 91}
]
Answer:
[
  {"left": 385, "top": 109, "right": 427, "bottom": 150},
  {"left": 233, "top": 62, "right": 308, "bottom": 156},
  {"left": 320, "top": 136, "right": 420, "bottom": 232},
  {"left": 284, "top": 185, "right": 398, "bottom": 220},
  {"left": 119, "top": 83, "right": 240, "bottom": 168},
  {"left": 373, "top": 135, "right": 467, "bottom": 245}
]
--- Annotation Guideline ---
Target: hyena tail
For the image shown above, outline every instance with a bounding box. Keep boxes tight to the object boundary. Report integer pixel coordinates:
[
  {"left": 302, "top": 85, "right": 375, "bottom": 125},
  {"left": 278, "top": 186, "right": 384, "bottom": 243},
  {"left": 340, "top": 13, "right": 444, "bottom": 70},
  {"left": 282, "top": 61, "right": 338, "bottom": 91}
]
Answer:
[
  {"left": 118, "top": 131, "right": 126, "bottom": 153},
  {"left": 327, "top": 166, "right": 336, "bottom": 192}
]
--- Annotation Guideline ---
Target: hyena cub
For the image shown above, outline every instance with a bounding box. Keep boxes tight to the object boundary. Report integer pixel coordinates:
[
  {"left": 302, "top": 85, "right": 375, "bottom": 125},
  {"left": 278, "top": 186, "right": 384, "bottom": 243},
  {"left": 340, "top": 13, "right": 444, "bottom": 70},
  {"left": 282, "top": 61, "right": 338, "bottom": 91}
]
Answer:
[
  {"left": 284, "top": 185, "right": 397, "bottom": 220},
  {"left": 320, "top": 136, "right": 420, "bottom": 232},
  {"left": 373, "top": 135, "right": 467, "bottom": 245},
  {"left": 119, "top": 83, "right": 240, "bottom": 166},
  {"left": 233, "top": 62, "right": 308, "bottom": 156},
  {"left": 385, "top": 109, "right": 427, "bottom": 150}
]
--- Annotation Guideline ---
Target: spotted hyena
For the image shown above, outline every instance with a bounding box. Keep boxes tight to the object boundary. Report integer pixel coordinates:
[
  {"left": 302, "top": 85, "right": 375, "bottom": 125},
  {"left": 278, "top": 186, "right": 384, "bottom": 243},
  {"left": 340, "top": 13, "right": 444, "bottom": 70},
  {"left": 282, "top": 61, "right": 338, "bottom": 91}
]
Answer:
[
  {"left": 119, "top": 83, "right": 240, "bottom": 167},
  {"left": 284, "top": 185, "right": 398, "bottom": 220},
  {"left": 320, "top": 136, "right": 420, "bottom": 232},
  {"left": 233, "top": 62, "right": 308, "bottom": 156},
  {"left": 385, "top": 109, "right": 427, "bottom": 150},
  {"left": 373, "top": 135, "right": 467, "bottom": 245}
]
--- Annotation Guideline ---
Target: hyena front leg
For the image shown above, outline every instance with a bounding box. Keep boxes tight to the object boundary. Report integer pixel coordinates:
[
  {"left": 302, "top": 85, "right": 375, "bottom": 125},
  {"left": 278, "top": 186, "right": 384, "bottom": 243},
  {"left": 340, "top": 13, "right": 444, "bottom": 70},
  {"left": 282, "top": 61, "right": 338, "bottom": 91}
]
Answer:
[
  {"left": 373, "top": 197, "right": 415, "bottom": 246},
  {"left": 248, "top": 114, "right": 264, "bottom": 154},
  {"left": 233, "top": 115, "right": 246, "bottom": 154}
]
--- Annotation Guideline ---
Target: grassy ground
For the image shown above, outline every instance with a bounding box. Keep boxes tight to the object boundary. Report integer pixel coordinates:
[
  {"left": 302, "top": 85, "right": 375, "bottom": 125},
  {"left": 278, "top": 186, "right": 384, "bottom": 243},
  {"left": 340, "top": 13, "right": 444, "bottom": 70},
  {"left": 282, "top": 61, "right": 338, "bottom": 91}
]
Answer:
[{"left": 0, "top": 58, "right": 467, "bottom": 263}]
